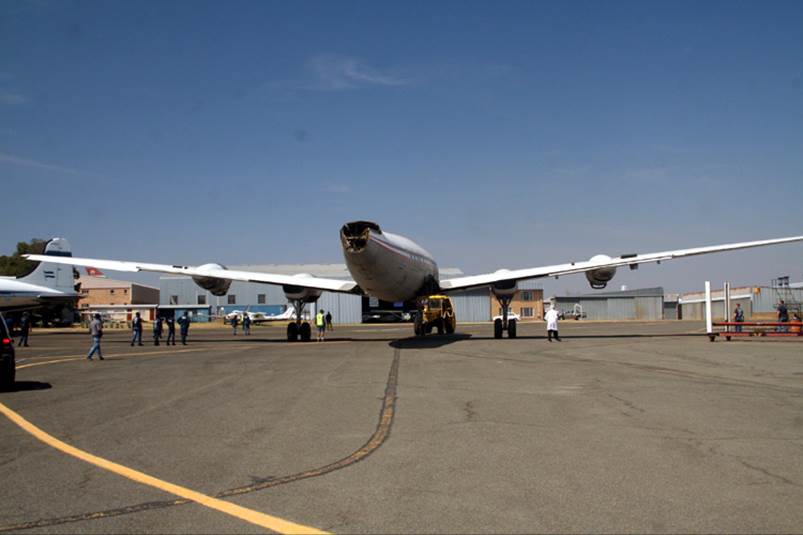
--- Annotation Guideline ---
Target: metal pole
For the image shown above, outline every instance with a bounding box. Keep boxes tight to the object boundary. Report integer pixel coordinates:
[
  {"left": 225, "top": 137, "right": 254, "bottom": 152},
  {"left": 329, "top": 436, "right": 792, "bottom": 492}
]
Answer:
[
  {"left": 724, "top": 282, "right": 731, "bottom": 333},
  {"left": 705, "top": 281, "right": 713, "bottom": 338}
]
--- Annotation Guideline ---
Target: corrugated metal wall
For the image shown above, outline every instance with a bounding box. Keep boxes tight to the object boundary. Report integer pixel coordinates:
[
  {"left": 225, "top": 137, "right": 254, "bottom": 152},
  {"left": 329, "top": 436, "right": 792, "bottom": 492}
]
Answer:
[
  {"left": 680, "top": 297, "right": 752, "bottom": 321},
  {"left": 450, "top": 288, "right": 492, "bottom": 322},
  {"left": 160, "top": 276, "right": 362, "bottom": 324},
  {"left": 752, "top": 288, "right": 803, "bottom": 313},
  {"left": 571, "top": 296, "right": 663, "bottom": 320},
  {"left": 313, "top": 292, "right": 363, "bottom": 324}
]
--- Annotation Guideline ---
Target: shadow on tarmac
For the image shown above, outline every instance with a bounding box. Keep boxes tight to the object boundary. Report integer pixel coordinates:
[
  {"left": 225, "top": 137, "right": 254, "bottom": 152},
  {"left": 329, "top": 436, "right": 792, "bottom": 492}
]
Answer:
[
  {"left": 3, "top": 381, "right": 52, "bottom": 393},
  {"left": 389, "top": 333, "right": 473, "bottom": 349}
]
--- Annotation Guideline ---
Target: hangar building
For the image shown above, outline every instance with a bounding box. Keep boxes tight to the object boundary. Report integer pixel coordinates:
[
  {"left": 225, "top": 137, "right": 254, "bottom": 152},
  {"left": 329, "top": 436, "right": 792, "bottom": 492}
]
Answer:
[
  {"left": 551, "top": 287, "right": 665, "bottom": 321},
  {"left": 678, "top": 284, "right": 803, "bottom": 320}
]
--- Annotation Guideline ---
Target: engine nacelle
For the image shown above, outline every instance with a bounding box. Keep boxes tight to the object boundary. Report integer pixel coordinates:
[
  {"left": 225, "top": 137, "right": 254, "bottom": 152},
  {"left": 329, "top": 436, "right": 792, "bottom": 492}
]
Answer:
[
  {"left": 491, "top": 270, "right": 518, "bottom": 297},
  {"left": 192, "top": 263, "right": 232, "bottom": 296},
  {"left": 585, "top": 255, "right": 617, "bottom": 289},
  {"left": 283, "top": 274, "right": 323, "bottom": 303}
]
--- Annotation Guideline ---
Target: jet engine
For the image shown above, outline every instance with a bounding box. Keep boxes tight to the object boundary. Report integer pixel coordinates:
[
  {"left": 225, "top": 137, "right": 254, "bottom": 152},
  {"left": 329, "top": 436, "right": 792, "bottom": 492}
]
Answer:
[
  {"left": 192, "top": 263, "right": 232, "bottom": 296},
  {"left": 585, "top": 255, "right": 617, "bottom": 289},
  {"left": 490, "top": 270, "right": 518, "bottom": 297},
  {"left": 283, "top": 274, "right": 323, "bottom": 303}
]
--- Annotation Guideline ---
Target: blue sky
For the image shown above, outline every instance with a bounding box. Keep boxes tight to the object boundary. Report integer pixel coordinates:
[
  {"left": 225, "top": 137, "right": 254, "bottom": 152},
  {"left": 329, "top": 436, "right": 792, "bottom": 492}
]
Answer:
[{"left": 1, "top": 0, "right": 802, "bottom": 293}]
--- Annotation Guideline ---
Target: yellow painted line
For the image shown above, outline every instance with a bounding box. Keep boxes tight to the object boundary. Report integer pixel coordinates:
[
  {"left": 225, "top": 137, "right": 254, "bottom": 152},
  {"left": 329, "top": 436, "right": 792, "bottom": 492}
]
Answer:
[
  {"left": 14, "top": 345, "right": 266, "bottom": 370},
  {"left": 0, "top": 402, "right": 327, "bottom": 534}
]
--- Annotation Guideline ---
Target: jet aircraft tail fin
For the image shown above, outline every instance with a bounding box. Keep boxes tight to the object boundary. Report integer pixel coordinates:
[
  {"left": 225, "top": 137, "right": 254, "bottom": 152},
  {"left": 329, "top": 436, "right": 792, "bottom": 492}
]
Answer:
[{"left": 20, "top": 238, "right": 76, "bottom": 292}]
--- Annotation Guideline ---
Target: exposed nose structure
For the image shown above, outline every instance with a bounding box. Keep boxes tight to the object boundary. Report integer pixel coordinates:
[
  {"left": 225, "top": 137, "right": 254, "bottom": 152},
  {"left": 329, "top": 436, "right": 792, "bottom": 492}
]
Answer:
[{"left": 340, "top": 221, "right": 381, "bottom": 252}]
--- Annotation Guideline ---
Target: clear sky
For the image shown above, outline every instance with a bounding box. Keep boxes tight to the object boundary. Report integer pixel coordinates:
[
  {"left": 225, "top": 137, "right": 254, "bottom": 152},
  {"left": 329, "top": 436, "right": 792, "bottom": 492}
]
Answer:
[{"left": 2, "top": 0, "right": 802, "bottom": 294}]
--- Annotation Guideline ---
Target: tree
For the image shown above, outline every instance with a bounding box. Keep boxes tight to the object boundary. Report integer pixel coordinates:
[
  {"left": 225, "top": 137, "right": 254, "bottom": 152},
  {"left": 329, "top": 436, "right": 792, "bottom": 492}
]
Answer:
[{"left": 0, "top": 239, "right": 48, "bottom": 278}]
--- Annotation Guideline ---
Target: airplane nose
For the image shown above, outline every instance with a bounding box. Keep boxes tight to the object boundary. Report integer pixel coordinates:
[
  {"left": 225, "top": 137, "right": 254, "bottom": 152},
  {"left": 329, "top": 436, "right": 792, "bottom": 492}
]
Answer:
[{"left": 340, "top": 221, "right": 379, "bottom": 252}]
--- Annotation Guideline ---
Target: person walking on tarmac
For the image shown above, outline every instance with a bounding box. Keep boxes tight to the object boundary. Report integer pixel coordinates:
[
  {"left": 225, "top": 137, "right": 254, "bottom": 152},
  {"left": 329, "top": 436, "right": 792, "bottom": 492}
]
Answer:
[
  {"left": 165, "top": 315, "right": 176, "bottom": 345},
  {"left": 733, "top": 303, "right": 745, "bottom": 333},
  {"left": 131, "top": 312, "right": 144, "bottom": 346},
  {"left": 325, "top": 311, "right": 333, "bottom": 331},
  {"left": 545, "top": 304, "right": 561, "bottom": 342},
  {"left": 87, "top": 313, "right": 104, "bottom": 360},
  {"left": 177, "top": 312, "right": 190, "bottom": 345},
  {"left": 153, "top": 316, "right": 163, "bottom": 346},
  {"left": 17, "top": 311, "right": 31, "bottom": 347},
  {"left": 231, "top": 314, "right": 239, "bottom": 335},
  {"left": 242, "top": 314, "right": 251, "bottom": 336},
  {"left": 316, "top": 309, "right": 326, "bottom": 342}
]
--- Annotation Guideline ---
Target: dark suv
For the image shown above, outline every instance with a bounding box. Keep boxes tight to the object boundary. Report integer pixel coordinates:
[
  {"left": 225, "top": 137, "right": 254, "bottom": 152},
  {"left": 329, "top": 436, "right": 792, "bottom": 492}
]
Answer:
[{"left": 0, "top": 313, "right": 15, "bottom": 390}]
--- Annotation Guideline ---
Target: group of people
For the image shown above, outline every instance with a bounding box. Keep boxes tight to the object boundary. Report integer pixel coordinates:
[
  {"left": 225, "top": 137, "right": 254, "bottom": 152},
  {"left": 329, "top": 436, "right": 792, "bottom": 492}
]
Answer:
[
  {"left": 732, "top": 300, "right": 800, "bottom": 333},
  {"left": 230, "top": 314, "right": 251, "bottom": 335},
  {"left": 86, "top": 311, "right": 191, "bottom": 361},
  {"left": 131, "top": 311, "right": 191, "bottom": 346}
]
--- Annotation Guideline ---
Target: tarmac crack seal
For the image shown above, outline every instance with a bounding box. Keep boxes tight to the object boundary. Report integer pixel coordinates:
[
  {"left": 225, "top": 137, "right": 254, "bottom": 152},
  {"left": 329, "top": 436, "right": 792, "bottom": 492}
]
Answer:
[{"left": 0, "top": 347, "right": 402, "bottom": 533}]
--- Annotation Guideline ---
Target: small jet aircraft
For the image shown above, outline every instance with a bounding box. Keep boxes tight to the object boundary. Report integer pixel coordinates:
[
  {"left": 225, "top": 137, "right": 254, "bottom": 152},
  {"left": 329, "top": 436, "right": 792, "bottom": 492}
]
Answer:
[
  {"left": 1, "top": 238, "right": 79, "bottom": 315},
  {"left": 26, "top": 221, "right": 803, "bottom": 341}
]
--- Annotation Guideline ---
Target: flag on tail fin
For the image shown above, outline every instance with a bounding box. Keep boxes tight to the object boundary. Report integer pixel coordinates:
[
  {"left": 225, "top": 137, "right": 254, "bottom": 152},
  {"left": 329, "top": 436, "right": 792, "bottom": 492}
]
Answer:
[{"left": 85, "top": 266, "right": 105, "bottom": 277}]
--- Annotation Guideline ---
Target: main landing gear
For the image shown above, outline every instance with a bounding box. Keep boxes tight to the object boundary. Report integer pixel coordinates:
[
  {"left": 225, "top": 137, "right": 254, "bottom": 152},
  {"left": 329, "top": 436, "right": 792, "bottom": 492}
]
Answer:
[
  {"left": 286, "top": 299, "right": 312, "bottom": 342},
  {"left": 493, "top": 294, "right": 517, "bottom": 339}
]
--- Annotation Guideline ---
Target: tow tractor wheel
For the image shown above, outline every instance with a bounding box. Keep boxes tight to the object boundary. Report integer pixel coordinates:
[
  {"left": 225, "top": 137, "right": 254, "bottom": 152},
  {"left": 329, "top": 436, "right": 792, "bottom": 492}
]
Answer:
[
  {"left": 493, "top": 318, "right": 503, "bottom": 339},
  {"left": 436, "top": 319, "right": 444, "bottom": 335},
  {"left": 508, "top": 318, "right": 517, "bottom": 338},
  {"left": 287, "top": 322, "right": 299, "bottom": 341},
  {"left": 445, "top": 316, "right": 455, "bottom": 334},
  {"left": 299, "top": 322, "right": 312, "bottom": 342},
  {"left": 414, "top": 316, "right": 424, "bottom": 337}
]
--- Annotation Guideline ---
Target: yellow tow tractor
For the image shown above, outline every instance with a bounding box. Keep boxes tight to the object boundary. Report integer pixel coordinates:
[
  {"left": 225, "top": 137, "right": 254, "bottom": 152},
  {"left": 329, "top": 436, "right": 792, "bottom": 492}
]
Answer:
[{"left": 414, "top": 295, "right": 456, "bottom": 336}]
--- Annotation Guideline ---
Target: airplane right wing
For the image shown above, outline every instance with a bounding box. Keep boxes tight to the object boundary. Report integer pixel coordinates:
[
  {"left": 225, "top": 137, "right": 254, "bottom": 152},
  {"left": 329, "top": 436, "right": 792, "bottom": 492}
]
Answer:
[
  {"left": 24, "top": 255, "right": 360, "bottom": 294},
  {"left": 439, "top": 234, "right": 803, "bottom": 292}
]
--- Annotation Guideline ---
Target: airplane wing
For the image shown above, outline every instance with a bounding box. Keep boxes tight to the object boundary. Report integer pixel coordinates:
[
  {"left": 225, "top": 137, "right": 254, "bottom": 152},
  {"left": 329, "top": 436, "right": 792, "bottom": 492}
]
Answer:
[
  {"left": 439, "top": 235, "right": 803, "bottom": 292},
  {"left": 23, "top": 255, "right": 360, "bottom": 294}
]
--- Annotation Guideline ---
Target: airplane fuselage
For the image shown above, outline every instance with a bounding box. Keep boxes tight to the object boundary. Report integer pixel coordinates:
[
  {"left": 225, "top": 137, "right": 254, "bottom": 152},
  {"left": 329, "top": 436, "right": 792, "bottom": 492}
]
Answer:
[{"left": 340, "top": 221, "right": 438, "bottom": 302}]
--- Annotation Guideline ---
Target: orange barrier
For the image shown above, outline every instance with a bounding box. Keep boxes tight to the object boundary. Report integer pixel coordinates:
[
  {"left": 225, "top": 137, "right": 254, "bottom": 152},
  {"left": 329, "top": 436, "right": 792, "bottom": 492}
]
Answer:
[{"left": 709, "top": 321, "right": 803, "bottom": 341}]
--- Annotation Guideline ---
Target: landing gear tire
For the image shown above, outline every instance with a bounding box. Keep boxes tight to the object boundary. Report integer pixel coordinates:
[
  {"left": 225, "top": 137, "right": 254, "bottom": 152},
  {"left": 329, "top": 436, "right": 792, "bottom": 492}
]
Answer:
[
  {"left": 287, "top": 322, "right": 299, "bottom": 342},
  {"left": 508, "top": 318, "right": 517, "bottom": 339},
  {"left": 445, "top": 316, "right": 455, "bottom": 334},
  {"left": 494, "top": 318, "right": 503, "bottom": 339},
  {"left": 299, "top": 322, "right": 311, "bottom": 342}
]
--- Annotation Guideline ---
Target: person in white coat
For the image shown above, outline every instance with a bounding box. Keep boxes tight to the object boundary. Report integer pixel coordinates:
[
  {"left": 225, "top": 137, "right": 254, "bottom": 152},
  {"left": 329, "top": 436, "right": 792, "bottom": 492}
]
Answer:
[{"left": 544, "top": 305, "right": 561, "bottom": 342}]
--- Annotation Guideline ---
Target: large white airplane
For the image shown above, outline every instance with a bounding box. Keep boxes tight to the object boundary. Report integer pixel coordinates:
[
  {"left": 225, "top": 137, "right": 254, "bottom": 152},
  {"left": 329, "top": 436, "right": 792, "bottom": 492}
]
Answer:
[
  {"left": 1, "top": 238, "right": 79, "bottom": 314},
  {"left": 27, "top": 221, "right": 803, "bottom": 341}
]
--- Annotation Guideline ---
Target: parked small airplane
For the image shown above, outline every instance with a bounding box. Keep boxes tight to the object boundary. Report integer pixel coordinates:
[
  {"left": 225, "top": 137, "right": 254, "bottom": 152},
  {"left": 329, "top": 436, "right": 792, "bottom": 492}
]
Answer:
[
  {"left": 225, "top": 307, "right": 298, "bottom": 323},
  {"left": 26, "top": 221, "right": 803, "bottom": 341},
  {"left": 1, "top": 238, "right": 79, "bottom": 315}
]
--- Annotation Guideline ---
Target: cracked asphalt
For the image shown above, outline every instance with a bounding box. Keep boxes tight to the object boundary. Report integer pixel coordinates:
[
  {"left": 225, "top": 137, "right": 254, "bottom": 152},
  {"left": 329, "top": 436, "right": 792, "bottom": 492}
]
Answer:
[{"left": 1, "top": 321, "right": 802, "bottom": 533}]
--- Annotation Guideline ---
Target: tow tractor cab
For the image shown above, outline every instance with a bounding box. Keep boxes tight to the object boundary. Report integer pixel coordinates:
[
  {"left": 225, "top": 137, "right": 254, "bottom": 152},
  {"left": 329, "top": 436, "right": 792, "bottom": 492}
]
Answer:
[
  {"left": 0, "top": 313, "right": 15, "bottom": 391},
  {"left": 414, "top": 295, "right": 456, "bottom": 336}
]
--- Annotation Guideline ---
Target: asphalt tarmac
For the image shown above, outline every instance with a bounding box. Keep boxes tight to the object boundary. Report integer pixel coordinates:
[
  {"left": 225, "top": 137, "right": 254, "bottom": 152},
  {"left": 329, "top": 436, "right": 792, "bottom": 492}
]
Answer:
[{"left": 1, "top": 321, "right": 802, "bottom": 534}]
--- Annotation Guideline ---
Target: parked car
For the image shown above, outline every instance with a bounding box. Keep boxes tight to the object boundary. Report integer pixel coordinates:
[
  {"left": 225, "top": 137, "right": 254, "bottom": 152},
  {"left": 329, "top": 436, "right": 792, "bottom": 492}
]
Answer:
[{"left": 0, "top": 313, "right": 15, "bottom": 391}]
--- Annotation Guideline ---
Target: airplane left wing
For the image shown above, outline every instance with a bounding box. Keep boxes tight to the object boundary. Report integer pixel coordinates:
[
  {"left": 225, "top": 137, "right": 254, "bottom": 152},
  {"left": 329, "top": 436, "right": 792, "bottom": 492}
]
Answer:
[
  {"left": 24, "top": 255, "right": 360, "bottom": 294},
  {"left": 439, "top": 234, "right": 803, "bottom": 292}
]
